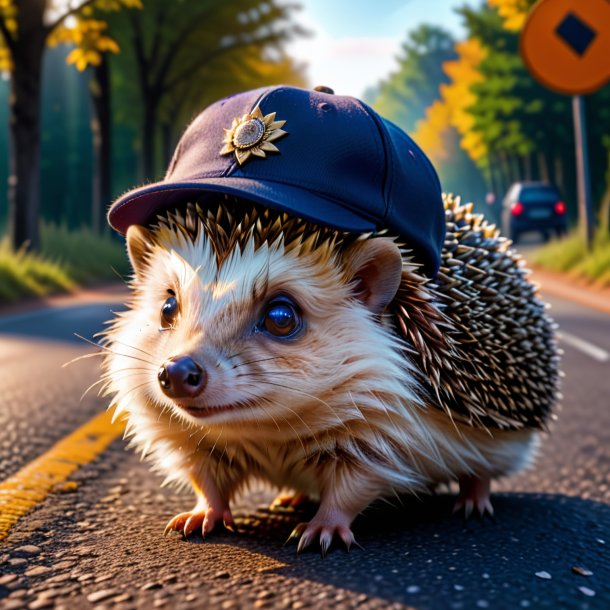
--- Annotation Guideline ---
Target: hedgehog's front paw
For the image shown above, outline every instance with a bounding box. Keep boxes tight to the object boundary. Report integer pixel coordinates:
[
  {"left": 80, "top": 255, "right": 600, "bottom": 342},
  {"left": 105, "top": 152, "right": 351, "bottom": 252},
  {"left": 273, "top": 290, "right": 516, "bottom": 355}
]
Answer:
[
  {"left": 453, "top": 475, "right": 494, "bottom": 519},
  {"left": 287, "top": 513, "right": 361, "bottom": 556},
  {"left": 164, "top": 501, "right": 234, "bottom": 538}
]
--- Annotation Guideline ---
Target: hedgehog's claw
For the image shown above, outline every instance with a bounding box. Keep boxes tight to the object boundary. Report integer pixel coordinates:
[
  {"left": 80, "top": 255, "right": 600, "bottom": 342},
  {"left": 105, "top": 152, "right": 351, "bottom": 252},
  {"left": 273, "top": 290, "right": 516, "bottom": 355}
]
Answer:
[
  {"left": 288, "top": 519, "right": 358, "bottom": 555},
  {"left": 284, "top": 522, "right": 307, "bottom": 546},
  {"left": 164, "top": 505, "right": 233, "bottom": 538},
  {"left": 453, "top": 475, "right": 494, "bottom": 519},
  {"left": 164, "top": 512, "right": 191, "bottom": 536}
]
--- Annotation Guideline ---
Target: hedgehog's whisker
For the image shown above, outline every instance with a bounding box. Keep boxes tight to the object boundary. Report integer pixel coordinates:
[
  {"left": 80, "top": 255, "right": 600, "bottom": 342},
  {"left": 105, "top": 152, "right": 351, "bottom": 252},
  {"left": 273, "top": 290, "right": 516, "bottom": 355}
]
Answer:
[
  {"left": 114, "top": 380, "right": 154, "bottom": 406},
  {"left": 195, "top": 429, "right": 212, "bottom": 450},
  {"left": 73, "top": 334, "right": 158, "bottom": 367},
  {"left": 208, "top": 427, "right": 224, "bottom": 458},
  {"left": 237, "top": 388, "right": 283, "bottom": 434},
  {"left": 244, "top": 379, "right": 326, "bottom": 452},
  {"left": 81, "top": 377, "right": 108, "bottom": 401},
  {"left": 348, "top": 390, "right": 377, "bottom": 436},
  {"left": 230, "top": 356, "right": 287, "bottom": 369},
  {"left": 98, "top": 368, "right": 154, "bottom": 388},
  {"left": 106, "top": 338, "right": 157, "bottom": 362},
  {"left": 63, "top": 351, "right": 109, "bottom": 368},
  {"left": 272, "top": 411, "right": 309, "bottom": 456},
  {"left": 237, "top": 373, "right": 348, "bottom": 432},
  {"left": 81, "top": 368, "right": 152, "bottom": 401},
  {"left": 233, "top": 391, "right": 282, "bottom": 441}
]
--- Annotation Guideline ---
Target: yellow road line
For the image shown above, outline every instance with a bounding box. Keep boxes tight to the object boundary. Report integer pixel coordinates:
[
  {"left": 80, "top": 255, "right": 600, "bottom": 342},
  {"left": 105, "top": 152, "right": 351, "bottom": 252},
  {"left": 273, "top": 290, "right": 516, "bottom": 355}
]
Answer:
[{"left": 0, "top": 409, "right": 125, "bottom": 542}]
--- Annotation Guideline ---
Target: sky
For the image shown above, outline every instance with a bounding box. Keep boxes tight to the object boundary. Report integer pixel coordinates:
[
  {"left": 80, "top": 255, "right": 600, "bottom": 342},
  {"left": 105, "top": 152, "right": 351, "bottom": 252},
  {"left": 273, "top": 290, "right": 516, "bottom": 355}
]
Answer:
[{"left": 286, "top": 0, "right": 471, "bottom": 99}]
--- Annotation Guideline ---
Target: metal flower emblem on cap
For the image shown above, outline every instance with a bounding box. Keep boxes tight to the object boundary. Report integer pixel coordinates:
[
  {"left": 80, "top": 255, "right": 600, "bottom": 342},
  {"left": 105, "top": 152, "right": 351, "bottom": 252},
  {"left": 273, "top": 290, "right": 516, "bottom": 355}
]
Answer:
[{"left": 220, "top": 106, "right": 288, "bottom": 165}]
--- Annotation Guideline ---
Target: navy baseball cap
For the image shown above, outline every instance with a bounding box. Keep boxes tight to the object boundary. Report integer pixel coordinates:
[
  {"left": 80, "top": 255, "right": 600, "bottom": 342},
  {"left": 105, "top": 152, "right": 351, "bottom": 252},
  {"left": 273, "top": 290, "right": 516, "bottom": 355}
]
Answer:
[{"left": 108, "top": 85, "right": 445, "bottom": 276}]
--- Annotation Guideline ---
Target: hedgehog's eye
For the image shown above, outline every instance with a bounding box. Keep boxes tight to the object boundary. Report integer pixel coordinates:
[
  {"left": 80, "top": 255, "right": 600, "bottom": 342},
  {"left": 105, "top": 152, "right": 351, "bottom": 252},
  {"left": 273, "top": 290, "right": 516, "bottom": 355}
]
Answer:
[
  {"left": 260, "top": 297, "right": 301, "bottom": 339},
  {"left": 161, "top": 294, "right": 179, "bottom": 329}
]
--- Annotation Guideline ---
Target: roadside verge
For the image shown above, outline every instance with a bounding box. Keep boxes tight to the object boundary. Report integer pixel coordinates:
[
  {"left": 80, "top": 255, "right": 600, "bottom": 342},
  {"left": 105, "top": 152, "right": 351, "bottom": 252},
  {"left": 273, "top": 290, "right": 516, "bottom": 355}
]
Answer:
[
  {"left": 0, "top": 282, "right": 130, "bottom": 318},
  {"left": 1, "top": 272, "right": 608, "bottom": 321},
  {"left": 530, "top": 267, "right": 610, "bottom": 316}
]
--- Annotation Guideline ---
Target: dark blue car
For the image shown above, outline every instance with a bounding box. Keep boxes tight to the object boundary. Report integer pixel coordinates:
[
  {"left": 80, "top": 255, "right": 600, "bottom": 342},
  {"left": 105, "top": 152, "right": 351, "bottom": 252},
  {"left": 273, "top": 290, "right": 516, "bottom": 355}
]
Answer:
[{"left": 501, "top": 182, "right": 568, "bottom": 243}]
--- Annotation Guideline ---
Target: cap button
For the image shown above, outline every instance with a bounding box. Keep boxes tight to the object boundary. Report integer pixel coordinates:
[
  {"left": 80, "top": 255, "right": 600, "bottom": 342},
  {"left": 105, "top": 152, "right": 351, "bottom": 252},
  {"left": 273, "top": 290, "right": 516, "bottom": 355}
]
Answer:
[{"left": 313, "top": 85, "right": 335, "bottom": 95}]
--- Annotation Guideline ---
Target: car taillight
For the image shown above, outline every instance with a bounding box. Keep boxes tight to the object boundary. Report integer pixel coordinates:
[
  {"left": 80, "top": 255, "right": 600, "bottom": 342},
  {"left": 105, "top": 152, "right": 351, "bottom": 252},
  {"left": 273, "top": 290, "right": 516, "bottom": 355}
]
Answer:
[
  {"left": 554, "top": 201, "right": 566, "bottom": 215},
  {"left": 511, "top": 202, "right": 524, "bottom": 216}
]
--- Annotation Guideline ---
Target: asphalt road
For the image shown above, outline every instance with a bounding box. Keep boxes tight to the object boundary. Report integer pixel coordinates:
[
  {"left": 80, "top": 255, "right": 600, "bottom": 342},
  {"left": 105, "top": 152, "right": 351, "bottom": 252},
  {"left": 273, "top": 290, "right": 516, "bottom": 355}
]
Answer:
[{"left": 0, "top": 284, "right": 609, "bottom": 610}]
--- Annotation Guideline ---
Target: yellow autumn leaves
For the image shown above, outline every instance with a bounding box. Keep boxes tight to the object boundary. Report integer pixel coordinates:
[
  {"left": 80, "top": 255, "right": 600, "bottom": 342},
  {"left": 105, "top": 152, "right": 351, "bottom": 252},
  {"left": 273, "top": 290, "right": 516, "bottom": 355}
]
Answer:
[
  {"left": 0, "top": 0, "right": 15, "bottom": 71},
  {"left": 412, "top": 0, "right": 530, "bottom": 168},
  {"left": 0, "top": 0, "right": 142, "bottom": 73},
  {"left": 488, "top": 0, "right": 530, "bottom": 32},
  {"left": 49, "top": 19, "right": 119, "bottom": 71},
  {"left": 51, "top": 0, "right": 142, "bottom": 71},
  {"left": 413, "top": 38, "right": 487, "bottom": 165}
]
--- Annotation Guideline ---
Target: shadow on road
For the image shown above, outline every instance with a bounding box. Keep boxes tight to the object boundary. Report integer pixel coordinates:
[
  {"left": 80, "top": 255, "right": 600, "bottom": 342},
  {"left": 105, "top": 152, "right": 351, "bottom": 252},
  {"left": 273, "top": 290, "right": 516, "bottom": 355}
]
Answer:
[{"left": 196, "top": 492, "right": 609, "bottom": 609}]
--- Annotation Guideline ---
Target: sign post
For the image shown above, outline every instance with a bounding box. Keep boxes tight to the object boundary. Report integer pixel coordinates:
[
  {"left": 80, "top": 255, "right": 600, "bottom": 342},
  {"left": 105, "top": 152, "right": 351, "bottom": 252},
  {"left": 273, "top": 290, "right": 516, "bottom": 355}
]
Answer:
[
  {"left": 572, "top": 96, "right": 594, "bottom": 246},
  {"left": 520, "top": 0, "right": 610, "bottom": 250}
]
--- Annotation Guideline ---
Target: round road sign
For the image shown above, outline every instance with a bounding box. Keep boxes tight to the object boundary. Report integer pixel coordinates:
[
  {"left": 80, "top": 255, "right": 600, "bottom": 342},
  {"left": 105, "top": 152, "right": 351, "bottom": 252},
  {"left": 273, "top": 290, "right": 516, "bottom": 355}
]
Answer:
[{"left": 520, "top": 0, "right": 610, "bottom": 95}]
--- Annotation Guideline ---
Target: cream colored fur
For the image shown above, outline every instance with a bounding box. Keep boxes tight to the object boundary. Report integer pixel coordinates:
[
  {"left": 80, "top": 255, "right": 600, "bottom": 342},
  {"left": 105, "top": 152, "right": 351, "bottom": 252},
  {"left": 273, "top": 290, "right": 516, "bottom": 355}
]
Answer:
[{"left": 102, "top": 221, "right": 537, "bottom": 538}]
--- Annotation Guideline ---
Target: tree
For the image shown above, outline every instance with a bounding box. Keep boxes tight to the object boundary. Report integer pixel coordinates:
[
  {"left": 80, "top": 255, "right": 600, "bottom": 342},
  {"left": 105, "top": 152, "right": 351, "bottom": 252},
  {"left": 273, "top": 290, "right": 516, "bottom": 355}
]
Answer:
[
  {"left": 440, "top": 39, "right": 488, "bottom": 170},
  {"left": 49, "top": 3, "right": 141, "bottom": 233},
  {"left": 0, "top": 0, "right": 137, "bottom": 250},
  {"left": 156, "top": 50, "right": 306, "bottom": 168},
  {"left": 412, "top": 38, "right": 488, "bottom": 167},
  {"left": 457, "top": 1, "right": 610, "bottom": 220},
  {"left": 373, "top": 25, "right": 457, "bottom": 133},
  {"left": 487, "top": 0, "right": 531, "bottom": 31},
  {"left": 108, "top": 0, "right": 307, "bottom": 182},
  {"left": 374, "top": 24, "right": 487, "bottom": 204}
]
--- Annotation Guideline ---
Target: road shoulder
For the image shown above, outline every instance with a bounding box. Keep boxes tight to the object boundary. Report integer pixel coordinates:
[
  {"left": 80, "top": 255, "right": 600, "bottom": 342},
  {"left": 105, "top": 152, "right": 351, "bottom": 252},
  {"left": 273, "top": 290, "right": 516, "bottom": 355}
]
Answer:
[
  {"left": 0, "top": 283, "right": 130, "bottom": 319},
  {"left": 530, "top": 267, "right": 610, "bottom": 316}
]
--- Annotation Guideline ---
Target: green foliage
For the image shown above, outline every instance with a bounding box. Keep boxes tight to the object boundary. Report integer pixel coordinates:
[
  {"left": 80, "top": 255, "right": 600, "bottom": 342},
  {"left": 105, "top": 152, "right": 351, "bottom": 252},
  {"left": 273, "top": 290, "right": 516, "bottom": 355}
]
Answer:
[
  {"left": 372, "top": 24, "right": 488, "bottom": 204},
  {"left": 532, "top": 228, "right": 610, "bottom": 286},
  {"left": 532, "top": 231, "right": 587, "bottom": 273},
  {"left": 107, "top": 0, "right": 306, "bottom": 179},
  {"left": 0, "top": 0, "right": 306, "bottom": 252},
  {"left": 40, "top": 221, "right": 129, "bottom": 283},
  {"left": 456, "top": 2, "right": 610, "bottom": 213},
  {"left": 39, "top": 46, "right": 94, "bottom": 229},
  {"left": 460, "top": 4, "right": 571, "bottom": 159},
  {"left": 373, "top": 25, "right": 457, "bottom": 133},
  {"left": 0, "top": 238, "right": 75, "bottom": 302},
  {"left": 0, "top": 223, "right": 129, "bottom": 303},
  {"left": 572, "top": 231, "right": 610, "bottom": 285}
]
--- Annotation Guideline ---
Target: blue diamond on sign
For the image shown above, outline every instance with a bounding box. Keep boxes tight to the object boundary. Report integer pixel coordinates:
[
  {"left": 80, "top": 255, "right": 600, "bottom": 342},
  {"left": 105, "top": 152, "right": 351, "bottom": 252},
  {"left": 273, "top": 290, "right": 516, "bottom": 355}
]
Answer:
[{"left": 555, "top": 12, "right": 597, "bottom": 56}]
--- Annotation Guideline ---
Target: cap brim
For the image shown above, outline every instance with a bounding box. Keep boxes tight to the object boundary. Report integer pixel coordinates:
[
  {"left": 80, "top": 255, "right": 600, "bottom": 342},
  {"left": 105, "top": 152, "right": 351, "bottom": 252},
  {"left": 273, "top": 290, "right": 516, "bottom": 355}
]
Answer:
[{"left": 108, "top": 176, "right": 378, "bottom": 236}]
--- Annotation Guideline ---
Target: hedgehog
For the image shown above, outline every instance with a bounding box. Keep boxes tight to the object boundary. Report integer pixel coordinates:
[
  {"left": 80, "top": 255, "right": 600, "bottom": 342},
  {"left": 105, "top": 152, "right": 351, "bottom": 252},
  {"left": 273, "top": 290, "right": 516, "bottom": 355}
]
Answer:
[{"left": 101, "top": 192, "right": 559, "bottom": 554}]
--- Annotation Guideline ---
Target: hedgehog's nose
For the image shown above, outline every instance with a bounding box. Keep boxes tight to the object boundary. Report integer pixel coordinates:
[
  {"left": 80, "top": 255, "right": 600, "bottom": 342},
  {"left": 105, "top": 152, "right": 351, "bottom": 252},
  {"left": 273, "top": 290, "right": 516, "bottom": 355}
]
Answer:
[{"left": 158, "top": 356, "right": 207, "bottom": 398}]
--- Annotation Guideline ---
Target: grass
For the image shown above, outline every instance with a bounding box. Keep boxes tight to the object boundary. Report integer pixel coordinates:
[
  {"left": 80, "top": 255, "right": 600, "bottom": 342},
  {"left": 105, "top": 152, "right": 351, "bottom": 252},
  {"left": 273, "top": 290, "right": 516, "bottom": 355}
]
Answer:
[
  {"left": 532, "top": 227, "right": 610, "bottom": 287},
  {"left": 0, "top": 239, "right": 75, "bottom": 301},
  {"left": 4, "top": 220, "right": 608, "bottom": 304},
  {"left": 40, "top": 222, "right": 129, "bottom": 284},
  {"left": 0, "top": 222, "right": 129, "bottom": 304}
]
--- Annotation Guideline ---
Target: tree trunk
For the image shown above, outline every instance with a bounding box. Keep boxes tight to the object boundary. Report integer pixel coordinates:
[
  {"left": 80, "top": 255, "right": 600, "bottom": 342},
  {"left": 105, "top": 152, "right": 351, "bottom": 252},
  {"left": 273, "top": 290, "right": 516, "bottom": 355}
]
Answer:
[
  {"left": 141, "top": 95, "right": 158, "bottom": 182},
  {"left": 161, "top": 120, "right": 174, "bottom": 170},
  {"left": 486, "top": 164, "right": 501, "bottom": 226},
  {"left": 498, "top": 151, "right": 511, "bottom": 194},
  {"left": 523, "top": 154, "right": 533, "bottom": 181},
  {"left": 554, "top": 153, "right": 565, "bottom": 193},
  {"left": 537, "top": 151, "right": 550, "bottom": 184},
  {"left": 508, "top": 155, "right": 520, "bottom": 185},
  {"left": 90, "top": 54, "right": 112, "bottom": 234},
  {"left": 8, "top": 2, "right": 47, "bottom": 251},
  {"left": 599, "top": 149, "right": 610, "bottom": 233}
]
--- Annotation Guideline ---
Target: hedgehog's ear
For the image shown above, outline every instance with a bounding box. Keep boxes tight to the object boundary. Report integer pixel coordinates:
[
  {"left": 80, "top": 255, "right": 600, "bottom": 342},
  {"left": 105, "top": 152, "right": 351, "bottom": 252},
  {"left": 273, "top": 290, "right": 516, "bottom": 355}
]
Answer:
[
  {"left": 126, "top": 225, "right": 154, "bottom": 278},
  {"left": 343, "top": 238, "right": 403, "bottom": 315}
]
